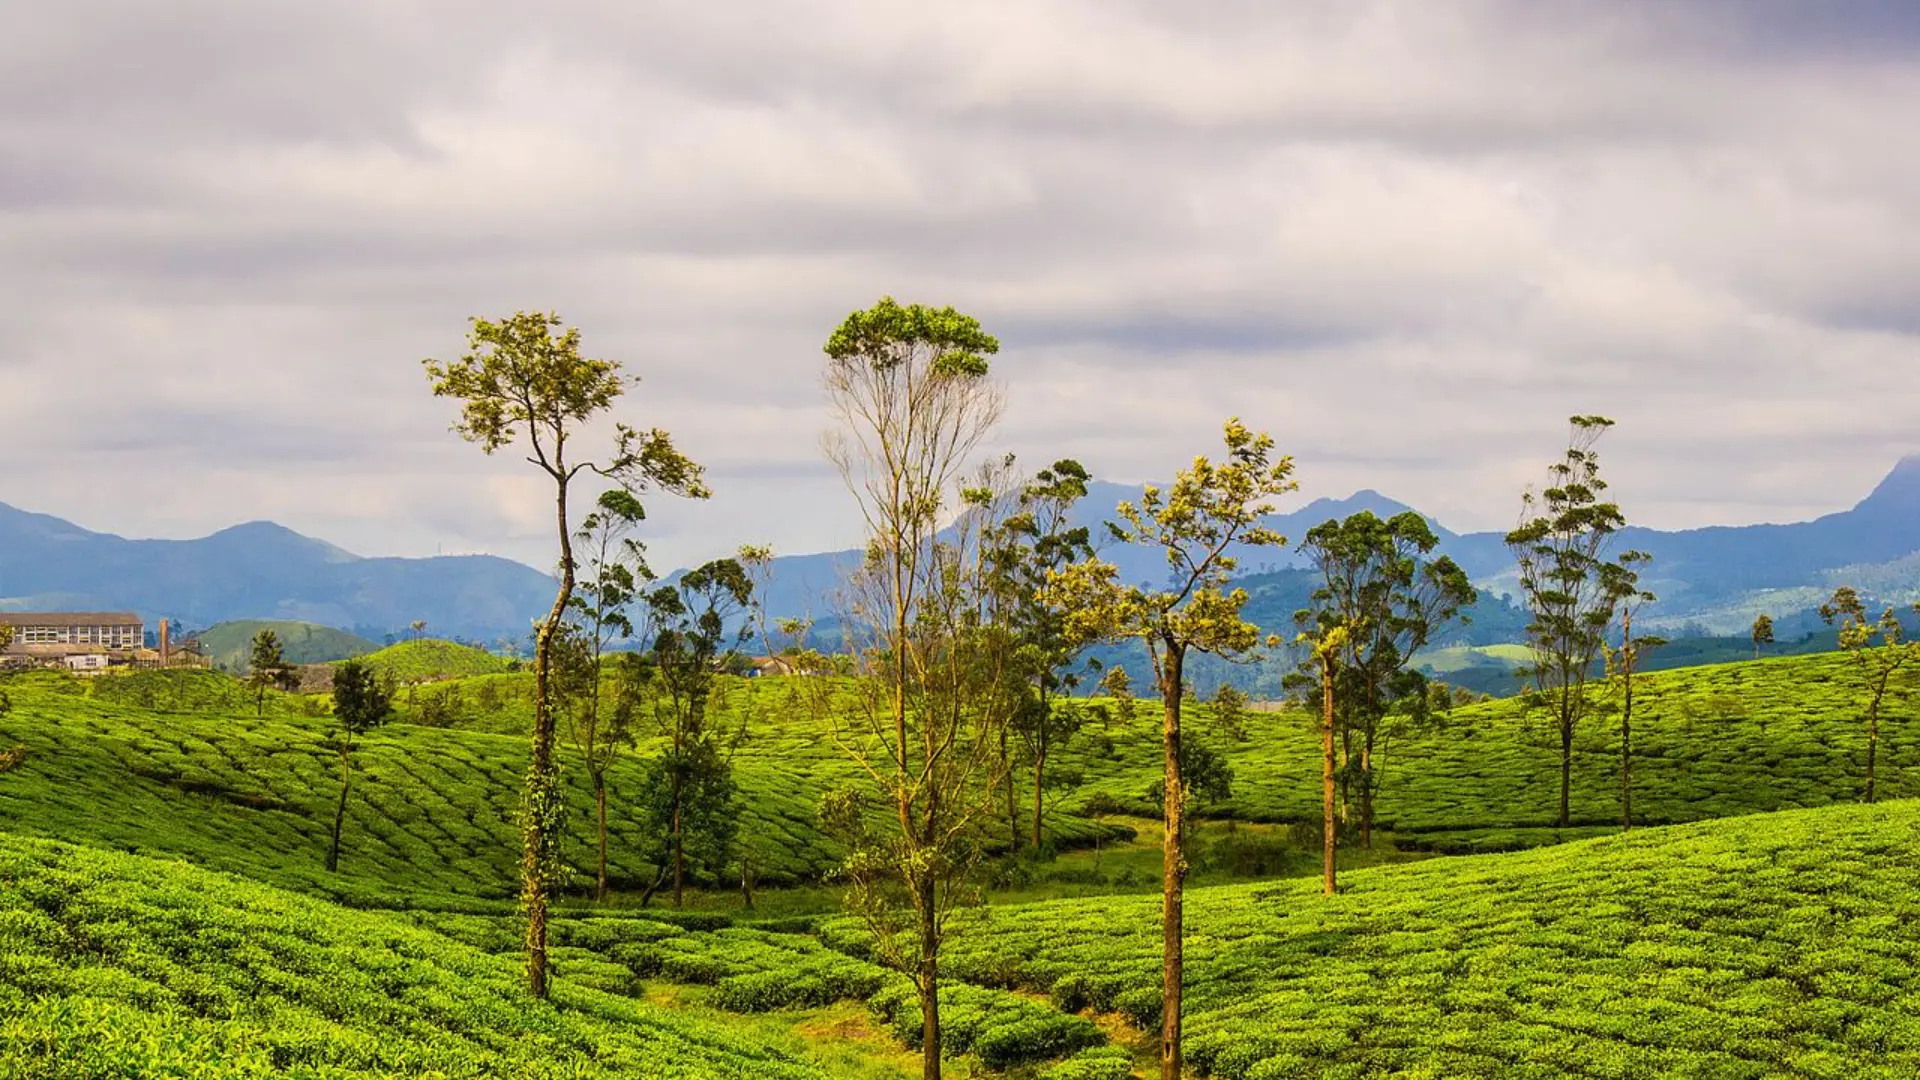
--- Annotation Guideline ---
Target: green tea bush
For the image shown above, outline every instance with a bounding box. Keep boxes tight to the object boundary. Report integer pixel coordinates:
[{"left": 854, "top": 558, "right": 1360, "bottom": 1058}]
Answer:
[
  {"left": 1037, "top": 1045, "right": 1134, "bottom": 1080},
  {"left": 0, "top": 834, "right": 831, "bottom": 1079},
  {"left": 900, "top": 800, "right": 1920, "bottom": 1079}
]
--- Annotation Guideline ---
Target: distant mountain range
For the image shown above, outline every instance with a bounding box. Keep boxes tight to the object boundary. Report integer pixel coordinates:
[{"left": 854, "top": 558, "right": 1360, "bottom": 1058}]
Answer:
[
  {"left": 0, "top": 504, "right": 556, "bottom": 644},
  {"left": 3, "top": 456, "right": 1916, "bottom": 646}
]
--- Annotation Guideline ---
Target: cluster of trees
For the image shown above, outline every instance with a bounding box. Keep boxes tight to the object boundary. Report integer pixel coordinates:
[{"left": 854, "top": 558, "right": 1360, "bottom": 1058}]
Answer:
[{"left": 406, "top": 305, "right": 1918, "bottom": 1080}]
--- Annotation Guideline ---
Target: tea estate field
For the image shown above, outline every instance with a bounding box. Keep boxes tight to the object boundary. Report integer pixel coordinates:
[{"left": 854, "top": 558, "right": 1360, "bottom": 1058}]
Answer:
[
  {"left": 7, "top": 799, "right": 1920, "bottom": 1078},
  {"left": 0, "top": 651, "right": 1914, "bottom": 908}
]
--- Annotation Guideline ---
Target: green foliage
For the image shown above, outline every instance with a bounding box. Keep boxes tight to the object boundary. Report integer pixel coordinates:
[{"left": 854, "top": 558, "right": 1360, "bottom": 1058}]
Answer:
[
  {"left": 245, "top": 629, "right": 298, "bottom": 716},
  {"left": 331, "top": 660, "right": 395, "bottom": 738},
  {"left": 1289, "top": 509, "right": 1477, "bottom": 846},
  {"left": 0, "top": 834, "right": 832, "bottom": 1079},
  {"left": 1752, "top": 612, "right": 1776, "bottom": 659},
  {"left": 1146, "top": 740, "right": 1234, "bottom": 811},
  {"left": 1505, "top": 415, "right": 1636, "bottom": 827}
]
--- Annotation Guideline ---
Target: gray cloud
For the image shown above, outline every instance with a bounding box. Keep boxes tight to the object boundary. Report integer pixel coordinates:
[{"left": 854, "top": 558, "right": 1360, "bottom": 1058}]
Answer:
[{"left": 1, "top": 0, "right": 1917, "bottom": 574}]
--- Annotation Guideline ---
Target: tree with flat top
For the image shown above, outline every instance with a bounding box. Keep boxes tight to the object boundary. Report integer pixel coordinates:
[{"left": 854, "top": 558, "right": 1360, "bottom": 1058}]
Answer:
[
  {"left": 424, "top": 310, "right": 707, "bottom": 999},
  {"left": 802, "top": 296, "right": 1019, "bottom": 1080}
]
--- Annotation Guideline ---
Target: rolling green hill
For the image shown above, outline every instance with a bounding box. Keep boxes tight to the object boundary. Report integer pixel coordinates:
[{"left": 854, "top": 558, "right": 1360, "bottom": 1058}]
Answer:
[
  {"left": 5, "top": 649, "right": 1920, "bottom": 1076},
  {"left": 0, "top": 833, "right": 834, "bottom": 1079},
  {"left": 861, "top": 798, "right": 1920, "bottom": 1080},
  {"left": 0, "top": 670, "right": 1119, "bottom": 906},
  {"left": 350, "top": 639, "right": 514, "bottom": 682},
  {"left": 196, "top": 619, "right": 377, "bottom": 672}
]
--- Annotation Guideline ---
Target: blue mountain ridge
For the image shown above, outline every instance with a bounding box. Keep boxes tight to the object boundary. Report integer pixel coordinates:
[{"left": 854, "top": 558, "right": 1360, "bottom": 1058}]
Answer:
[{"left": 1, "top": 455, "right": 1914, "bottom": 644}]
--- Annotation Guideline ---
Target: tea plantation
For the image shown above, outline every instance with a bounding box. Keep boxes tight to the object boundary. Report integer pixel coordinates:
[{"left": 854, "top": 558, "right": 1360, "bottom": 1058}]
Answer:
[
  {"left": 3, "top": 649, "right": 1919, "bottom": 1077},
  {"left": 831, "top": 800, "right": 1920, "bottom": 1079},
  {"left": 0, "top": 833, "right": 835, "bottom": 1079}
]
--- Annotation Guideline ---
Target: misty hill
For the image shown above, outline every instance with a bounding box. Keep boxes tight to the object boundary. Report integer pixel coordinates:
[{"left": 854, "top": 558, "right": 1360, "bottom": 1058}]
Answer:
[{"left": 0, "top": 504, "right": 557, "bottom": 644}]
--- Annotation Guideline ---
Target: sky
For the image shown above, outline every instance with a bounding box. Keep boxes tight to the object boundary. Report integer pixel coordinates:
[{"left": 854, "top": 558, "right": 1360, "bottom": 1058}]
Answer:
[{"left": 5, "top": 0, "right": 1919, "bottom": 573}]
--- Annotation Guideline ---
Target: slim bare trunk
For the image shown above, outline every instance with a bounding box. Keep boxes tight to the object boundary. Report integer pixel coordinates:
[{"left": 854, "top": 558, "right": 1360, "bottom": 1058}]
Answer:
[
  {"left": 326, "top": 748, "right": 351, "bottom": 873},
  {"left": 1558, "top": 712, "right": 1573, "bottom": 829},
  {"left": 1358, "top": 735, "right": 1374, "bottom": 850},
  {"left": 1322, "top": 669, "right": 1336, "bottom": 896},
  {"left": 741, "top": 854, "right": 754, "bottom": 909},
  {"left": 1031, "top": 748, "right": 1046, "bottom": 853},
  {"left": 526, "top": 480, "right": 575, "bottom": 1000},
  {"left": 1867, "top": 699, "right": 1880, "bottom": 804},
  {"left": 595, "top": 776, "right": 609, "bottom": 901},
  {"left": 919, "top": 865, "right": 941, "bottom": 1080},
  {"left": 1004, "top": 725, "right": 1019, "bottom": 853},
  {"left": 1160, "top": 644, "right": 1186, "bottom": 1080},
  {"left": 673, "top": 795, "right": 686, "bottom": 907},
  {"left": 1620, "top": 658, "right": 1634, "bottom": 832}
]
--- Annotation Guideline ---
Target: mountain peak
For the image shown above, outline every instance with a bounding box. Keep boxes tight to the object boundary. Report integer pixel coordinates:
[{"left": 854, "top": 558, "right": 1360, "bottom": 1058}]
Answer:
[{"left": 1856, "top": 454, "right": 1920, "bottom": 514}]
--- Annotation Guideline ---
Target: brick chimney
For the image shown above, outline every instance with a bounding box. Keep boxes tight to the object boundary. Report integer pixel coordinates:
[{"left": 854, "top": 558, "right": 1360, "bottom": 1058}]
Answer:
[{"left": 159, "top": 618, "right": 171, "bottom": 666}]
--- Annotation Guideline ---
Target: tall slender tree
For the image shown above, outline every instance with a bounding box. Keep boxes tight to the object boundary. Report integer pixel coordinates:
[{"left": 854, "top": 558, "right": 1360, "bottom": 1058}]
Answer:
[
  {"left": 636, "top": 557, "right": 755, "bottom": 908},
  {"left": 424, "top": 311, "right": 707, "bottom": 999},
  {"left": 557, "top": 489, "right": 652, "bottom": 901},
  {"left": 1505, "top": 415, "right": 1630, "bottom": 828},
  {"left": 1045, "top": 418, "right": 1296, "bottom": 1080},
  {"left": 1598, "top": 551, "right": 1659, "bottom": 831},
  {"left": 326, "top": 659, "right": 394, "bottom": 872},
  {"left": 985, "top": 458, "right": 1095, "bottom": 852},
  {"left": 1819, "top": 586, "right": 1920, "bottom": 803},
  {"left": 1295, "top": 623, "right": 1350, "bottom": 896},
  {"left": 804, "top": 297, "right": 1017, "bottom": 1080}
]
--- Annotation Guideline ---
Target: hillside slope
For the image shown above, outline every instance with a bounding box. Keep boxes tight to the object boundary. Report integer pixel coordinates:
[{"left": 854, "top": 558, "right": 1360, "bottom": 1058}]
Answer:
[
  {"left": 196, "top": 619, "right": 376, "bottom": 672},
  {"left": 866, "top": 799, "right": 1920, "bottom": 1079},
  {"left": 0, "top": 833, "right": 831, "bottom": 1079}
]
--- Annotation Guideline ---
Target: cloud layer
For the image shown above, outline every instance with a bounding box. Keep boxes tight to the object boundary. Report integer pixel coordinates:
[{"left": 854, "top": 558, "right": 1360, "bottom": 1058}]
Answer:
[{"left": 3, "top": 1, "right": 1917, "bottom": 572}]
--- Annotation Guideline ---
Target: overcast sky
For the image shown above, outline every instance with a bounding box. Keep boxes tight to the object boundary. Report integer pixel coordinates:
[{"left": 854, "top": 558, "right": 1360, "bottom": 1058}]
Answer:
[{"left": 5, "top": 1, "right": 1919, "bottom": 572}]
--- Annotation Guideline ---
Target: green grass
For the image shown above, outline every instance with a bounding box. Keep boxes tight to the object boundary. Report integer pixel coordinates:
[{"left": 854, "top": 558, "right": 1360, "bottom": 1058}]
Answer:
[
  {"left": 196, "top": 619, "right": 376, "bottom": 672},
  {"left": 350, "top": 639, "right": 513, "bottom": 682},
  {"left": 835, "top": 799, "right": 1920, "bottom": 1079}
]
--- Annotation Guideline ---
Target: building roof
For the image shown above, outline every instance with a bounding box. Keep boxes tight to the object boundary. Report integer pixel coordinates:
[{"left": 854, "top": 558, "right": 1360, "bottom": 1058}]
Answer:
[{"left": 0, "top": 612, "right": 141, "bottom": 626}]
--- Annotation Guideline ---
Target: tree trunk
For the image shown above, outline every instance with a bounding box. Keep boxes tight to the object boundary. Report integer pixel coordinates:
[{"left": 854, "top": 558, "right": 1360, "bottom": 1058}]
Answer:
[
  {"left": 1004, "top": 724, "right": 1019, "bottom": 854},
  {"left": 1359, "top": 733, "right": 1374, "bottom": 850},
  {"left": 326, "top": 748, "right": 351, "bottom": 873},
  {"left": 1031, "top": 747, "right": 1047, "bottom": 853},
  {"left": 1558, "top": 710, "right": 1573, "bottom": 829},
  {"left": 1321, "top": 663, "right": 1336, "bottom": 896},
  {"left": 1620, "top": 649, "right": 1634, "bottom": 832},
  {"left": 673, "top": 794, "right": 686, "bottom": 908},
  {"left": 919, "top": 865, "right": 942, "bottom": 1080},
  {"left": 1160, "top": 644, "right": 1186, "bottom": 1080},
  {"left": 595, "top": 775, "right": 610, "bottom": 902},
  {"left": 1867, "top": 696, "right": 1880, "bottom": 804},
  {"left": 741, "top": 854, "right": 754, "bottom": 910},
  {"left": 525, "top": 477, "right": 575, "bottom": 1000}
]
